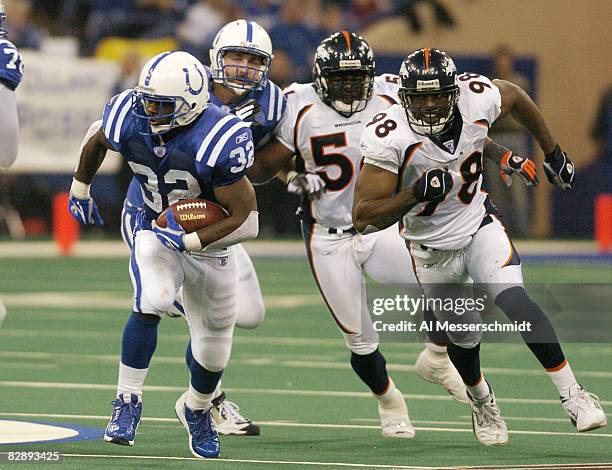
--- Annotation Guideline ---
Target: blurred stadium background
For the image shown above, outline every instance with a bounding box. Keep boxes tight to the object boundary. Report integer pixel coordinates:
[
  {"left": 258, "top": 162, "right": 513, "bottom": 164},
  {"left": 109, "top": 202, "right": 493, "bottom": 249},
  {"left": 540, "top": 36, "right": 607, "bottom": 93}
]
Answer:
[
  {"left": 0, "top": 0, "right": 610, "bottom": 242},
  {"left": 0, "top": 0, "right": 610, "bottom": 468}
]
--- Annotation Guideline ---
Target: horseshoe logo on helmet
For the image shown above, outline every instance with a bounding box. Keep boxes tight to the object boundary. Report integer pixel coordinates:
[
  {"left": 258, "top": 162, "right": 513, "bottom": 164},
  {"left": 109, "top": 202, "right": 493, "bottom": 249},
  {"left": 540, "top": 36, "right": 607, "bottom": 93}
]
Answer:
[{"left": 183, "top": 65, "right": 204, "bottom": 96}]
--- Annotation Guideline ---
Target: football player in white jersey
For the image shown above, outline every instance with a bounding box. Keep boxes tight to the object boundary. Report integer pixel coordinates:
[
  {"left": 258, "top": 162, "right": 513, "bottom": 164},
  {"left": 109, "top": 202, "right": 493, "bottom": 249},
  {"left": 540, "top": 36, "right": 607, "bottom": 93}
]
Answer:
[
  {"left": 249, "top": 32, "right": 478, "bottom": 438},
  {"left": 354, "top": 48, "right": 605, "bottom": 446}
]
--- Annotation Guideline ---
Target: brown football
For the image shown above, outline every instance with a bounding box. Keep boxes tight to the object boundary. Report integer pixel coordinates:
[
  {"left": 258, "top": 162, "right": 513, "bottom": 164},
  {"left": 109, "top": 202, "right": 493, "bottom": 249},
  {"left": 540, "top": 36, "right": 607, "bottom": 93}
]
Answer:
[{"left": 156, "top": 199, "right": 229, "bottom": 233}]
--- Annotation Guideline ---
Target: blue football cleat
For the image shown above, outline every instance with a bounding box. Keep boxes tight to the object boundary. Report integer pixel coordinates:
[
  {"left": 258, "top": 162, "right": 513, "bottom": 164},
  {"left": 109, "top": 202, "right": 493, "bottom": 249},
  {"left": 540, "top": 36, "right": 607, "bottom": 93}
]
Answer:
[
  {"left": 175, "top": 391, "right": 220, "bottom": 458},
  {"left": 104, "top": 393, "right": 142, "bottom": 446}
]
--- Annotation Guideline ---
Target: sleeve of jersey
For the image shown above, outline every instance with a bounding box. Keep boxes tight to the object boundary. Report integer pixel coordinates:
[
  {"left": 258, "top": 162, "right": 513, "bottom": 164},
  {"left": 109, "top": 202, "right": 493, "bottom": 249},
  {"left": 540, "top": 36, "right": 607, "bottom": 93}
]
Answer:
[
  {"left": 373, "top": 74, "right": 401, "bottom": 103},
  {"left": 479, "top": 75, "right": 502, "bottom": 124},
  {"left": 200, "top": 119, "right": 254, "bottom": 187},
  {"left": 273, "top": 84, "right": 300, "bottom": 152},
  {"left": 263, "top": 80, "right": 287, "bottom": 129},
  {"left": 0, "top": 39, "right": 24, "bottom": 90},
  {"left": 360, "top": 126, "right": 401, "bottom": 174},
  {"left": 101, "top": 89, "right": 135, "bottom": 151}
]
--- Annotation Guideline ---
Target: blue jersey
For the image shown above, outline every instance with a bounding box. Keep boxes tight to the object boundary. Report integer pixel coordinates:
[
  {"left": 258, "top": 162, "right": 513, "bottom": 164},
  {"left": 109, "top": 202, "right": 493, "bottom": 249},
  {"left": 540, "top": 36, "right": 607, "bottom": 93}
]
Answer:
[
  {"left": 105, "top": 89, "right": 253, "bottom": 221},
  {"left": 205, "top": 66, "right": 285, "bottom": 147},
  {"left": 0, "top": 39, "right": 24, "bottom": 90},
  {"left": 125, "top": 68, "right": 285, "bottom": 210}
]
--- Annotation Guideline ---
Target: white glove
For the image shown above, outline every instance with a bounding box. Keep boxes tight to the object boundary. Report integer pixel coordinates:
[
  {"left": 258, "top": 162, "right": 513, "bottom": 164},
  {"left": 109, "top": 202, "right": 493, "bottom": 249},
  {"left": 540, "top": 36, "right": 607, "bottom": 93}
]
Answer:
[{"left": 287, "top": 171, "right": 326, "bottom": 199}]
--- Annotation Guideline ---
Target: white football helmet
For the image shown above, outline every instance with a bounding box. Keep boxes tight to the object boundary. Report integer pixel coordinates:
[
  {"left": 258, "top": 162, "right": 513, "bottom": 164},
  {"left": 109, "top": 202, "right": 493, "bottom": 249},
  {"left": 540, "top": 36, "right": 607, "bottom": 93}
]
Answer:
[
  {"left": 209, "top": 19, "right": 273, "bottom": 93},
  {"left": 133, "top": 51, "right": 209, "bottom": 135}
]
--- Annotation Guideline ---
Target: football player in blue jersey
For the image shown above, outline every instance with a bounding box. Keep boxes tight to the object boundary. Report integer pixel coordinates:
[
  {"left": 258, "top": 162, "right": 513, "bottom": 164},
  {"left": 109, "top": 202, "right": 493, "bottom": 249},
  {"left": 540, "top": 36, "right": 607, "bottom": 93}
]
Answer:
[
  {"left": 0, "top": 0, "right": 23, "bottom": 169},
  {"left": 97, "top": 20, "right": 283, "bottom": 440},
  {"left": 68, "top": 51, "right": 260, "bottom": 459},
  {"left": 0, "top": 0, "right": 24, "bottom": 327}
]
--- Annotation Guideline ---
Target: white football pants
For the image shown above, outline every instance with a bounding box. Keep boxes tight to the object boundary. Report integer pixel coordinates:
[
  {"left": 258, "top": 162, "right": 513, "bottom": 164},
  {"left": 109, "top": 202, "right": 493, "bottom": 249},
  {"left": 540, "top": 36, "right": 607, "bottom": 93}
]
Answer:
[
  {"left": 302, "top": 222, "right": 419, "bottom": 355},
  {"left": 407, "top": 216, "right": 523, "bottom": 348},
  {"left": 121, "top": 200, "right": 265, "bottom": 328},
  {"left": 130, "top": 230, "right": 238, "bottom": 371}
]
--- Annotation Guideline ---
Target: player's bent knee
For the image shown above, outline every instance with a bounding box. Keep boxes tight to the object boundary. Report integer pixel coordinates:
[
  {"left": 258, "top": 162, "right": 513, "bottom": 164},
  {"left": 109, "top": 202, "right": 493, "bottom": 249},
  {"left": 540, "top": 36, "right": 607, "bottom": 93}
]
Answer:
[
  {"left": 191, "top": 337, "right": 232, "bottom": 372},
  {"left": 142, "top": 287, "right": 176, "bottom": 314},
  {"left": 346, "top": 338, "right": 379, "bottom": 356},
  {"left": 235, "top": 302, "right": 265, "bottom": 329}
]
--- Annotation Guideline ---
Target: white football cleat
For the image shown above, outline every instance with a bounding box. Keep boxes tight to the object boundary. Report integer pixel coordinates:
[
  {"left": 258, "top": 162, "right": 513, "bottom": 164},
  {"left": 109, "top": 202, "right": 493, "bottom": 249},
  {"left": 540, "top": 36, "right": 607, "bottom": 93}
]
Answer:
[
  {"left": 468, "top": 382, "right": 508, "bottom": 446},
  {"left": 377, "top": 388, "right": 415, "bottom": 438},
  {"left": 561, "top": 384, "right": 607, "bottom": 432},
  {"left": 212, "top": 392, "right": 260, "bottom": 436},
  {"left": 415, "top": 347, "right": 469, "bottom": 404}
]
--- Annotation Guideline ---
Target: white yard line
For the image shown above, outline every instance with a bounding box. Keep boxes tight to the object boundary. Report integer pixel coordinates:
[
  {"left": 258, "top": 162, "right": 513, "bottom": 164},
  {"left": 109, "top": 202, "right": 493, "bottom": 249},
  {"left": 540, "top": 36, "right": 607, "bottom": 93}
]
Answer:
[
  {"left": 0, "top": 381, "right": 610, "bottom": 406},
  {"left": 1, "top": 412, "right": 611, "bottom": 439}
]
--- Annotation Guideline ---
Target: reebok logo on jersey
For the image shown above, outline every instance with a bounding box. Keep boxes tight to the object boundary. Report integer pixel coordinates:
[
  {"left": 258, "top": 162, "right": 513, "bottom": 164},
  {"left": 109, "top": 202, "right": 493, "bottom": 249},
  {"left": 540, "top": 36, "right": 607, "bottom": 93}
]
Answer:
[{"left": 236, "top": 132, "right": 249, "bottom": 144}]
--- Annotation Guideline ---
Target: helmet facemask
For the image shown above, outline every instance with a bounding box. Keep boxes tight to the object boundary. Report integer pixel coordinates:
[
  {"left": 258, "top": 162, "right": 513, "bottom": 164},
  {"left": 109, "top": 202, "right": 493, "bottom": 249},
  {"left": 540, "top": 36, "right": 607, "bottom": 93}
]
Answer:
[
  {"left": 132, "top": 89, "right": 193, "bottom": 136},
  {"left": 213, "top": 47, "right": 271, "bottom": 94},
  {"left": 399, "top": 87, "right": 459, "bottom": 136},
  {"left": 317, "top": 68, "right": 374, "bottom": 117}
]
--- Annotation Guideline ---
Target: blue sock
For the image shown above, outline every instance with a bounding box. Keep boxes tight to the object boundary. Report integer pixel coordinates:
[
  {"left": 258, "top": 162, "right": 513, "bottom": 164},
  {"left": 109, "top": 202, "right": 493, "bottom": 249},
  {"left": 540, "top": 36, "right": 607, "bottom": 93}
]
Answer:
[
  {"left": 185, "top": 341, "right": 194, "bottom": 368},
  {"left": 121, "top": 312, "right": 160, "bottom": 369},
  {"left": 350, "top": 349, "right": 389, "bottom": 394},
  {"left": 190, "top": 357, "right": 223, "bottom": 394}
]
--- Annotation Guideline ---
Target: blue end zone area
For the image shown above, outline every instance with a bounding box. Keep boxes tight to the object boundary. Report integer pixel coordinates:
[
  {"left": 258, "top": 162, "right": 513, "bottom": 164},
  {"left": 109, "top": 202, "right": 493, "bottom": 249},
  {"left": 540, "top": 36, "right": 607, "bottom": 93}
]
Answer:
[{"left": 0, "top": 420, "right": 104, "bottom": 445}]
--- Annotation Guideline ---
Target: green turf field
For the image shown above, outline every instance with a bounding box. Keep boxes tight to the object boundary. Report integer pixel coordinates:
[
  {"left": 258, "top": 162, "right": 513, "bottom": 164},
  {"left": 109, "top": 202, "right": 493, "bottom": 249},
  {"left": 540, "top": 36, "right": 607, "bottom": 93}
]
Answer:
[{"left": 0, "top": 256, "right": 610, "bottom": 469}]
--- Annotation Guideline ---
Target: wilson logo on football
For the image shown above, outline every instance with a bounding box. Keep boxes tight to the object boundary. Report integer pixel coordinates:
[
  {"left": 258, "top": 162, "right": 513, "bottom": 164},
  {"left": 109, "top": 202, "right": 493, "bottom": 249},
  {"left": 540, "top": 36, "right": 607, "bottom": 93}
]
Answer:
[{"left": 179, "top": 213, "right": 206, "bottom": 221}]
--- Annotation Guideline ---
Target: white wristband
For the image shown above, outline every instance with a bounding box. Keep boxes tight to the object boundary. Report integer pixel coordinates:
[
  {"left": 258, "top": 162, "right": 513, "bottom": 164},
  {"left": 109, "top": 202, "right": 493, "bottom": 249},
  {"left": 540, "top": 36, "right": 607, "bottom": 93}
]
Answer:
[
  {"left": 70, "top": 178, "right": 91, "bottom": 199},
  {"left": 184, "top": 232, "right": 203, "bottom": 252}
]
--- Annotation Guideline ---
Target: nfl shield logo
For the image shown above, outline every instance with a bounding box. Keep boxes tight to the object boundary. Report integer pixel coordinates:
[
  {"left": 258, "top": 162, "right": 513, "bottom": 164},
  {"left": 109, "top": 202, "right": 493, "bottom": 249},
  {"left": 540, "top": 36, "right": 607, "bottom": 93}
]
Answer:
[
  {"left": 218, "top": 257, "right": 228, "bottom": 266},
  {"left": 154, "top": 146, "right": 166, "bottom": 158}
]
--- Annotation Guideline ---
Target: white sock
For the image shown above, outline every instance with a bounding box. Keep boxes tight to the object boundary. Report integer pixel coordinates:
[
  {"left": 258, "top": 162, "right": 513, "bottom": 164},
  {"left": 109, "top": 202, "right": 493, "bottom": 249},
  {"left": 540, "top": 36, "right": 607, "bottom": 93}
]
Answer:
[
  {"left": 212, "top": 380, "right": 223, "bottom": 401},
  {"left": 425, "top": 342, "right": 448, "bottom": 355},
  {"left": 186, "top": 384, "right": 215, "bottom": 411},
  {"left": 374, "top": 378, "right": 398, "bottom": 403},
  {"left": 117, "top": 362, "right": 148, "bottom": 400},
  {"left": 546, "top": 360, "right": 577, "bottom": 398},
  {"left": 467, "top": 374, "right": 489, "bottom": 400}
]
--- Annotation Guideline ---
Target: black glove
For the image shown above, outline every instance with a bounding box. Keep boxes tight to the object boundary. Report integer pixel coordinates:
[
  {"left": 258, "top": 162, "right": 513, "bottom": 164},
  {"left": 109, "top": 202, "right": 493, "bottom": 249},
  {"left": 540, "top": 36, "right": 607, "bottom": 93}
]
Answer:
[
  {"left": 231, "top": 98, "right": 264, "bottom": 128},
  {"left": 412, "top": 168, "right": 453, "bottom": 202},
  {"left": 543, "top": 144, "right": 575, "bottom": 190}
]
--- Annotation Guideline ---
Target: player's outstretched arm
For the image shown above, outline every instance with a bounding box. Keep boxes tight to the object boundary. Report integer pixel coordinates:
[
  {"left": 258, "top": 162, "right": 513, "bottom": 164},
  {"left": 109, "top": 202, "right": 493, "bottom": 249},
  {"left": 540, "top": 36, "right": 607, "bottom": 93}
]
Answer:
[
  {"left": 494, "top": 79, "right": 574, "bottom": 189},
  {"left": 69, "top": 124, "right": 113, "bottom": 225},
  {"left": 0, "top": 83, "right": 19, "bottom": 168},
  {"left": 353, "top": 163, "right": 418, "bottom": 233},
  {"left": 189, "top": 177, "right": 259, "bottom": 251},
  {"left": 249, "top": 138, "right": 295, "bottom": 184},
  {"left": 494, "top": 79, "right": 556, "bottom": 154}
]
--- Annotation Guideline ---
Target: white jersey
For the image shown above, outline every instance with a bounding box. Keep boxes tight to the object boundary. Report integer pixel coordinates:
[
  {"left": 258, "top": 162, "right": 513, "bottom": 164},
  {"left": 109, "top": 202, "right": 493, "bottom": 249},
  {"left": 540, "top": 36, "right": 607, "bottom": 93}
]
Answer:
[
  {"left": 275, "top": 74, "right": 401, "bottom": 228},
  {"left": 360, "top": 73, "right": 502, "bottom": 250}
]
